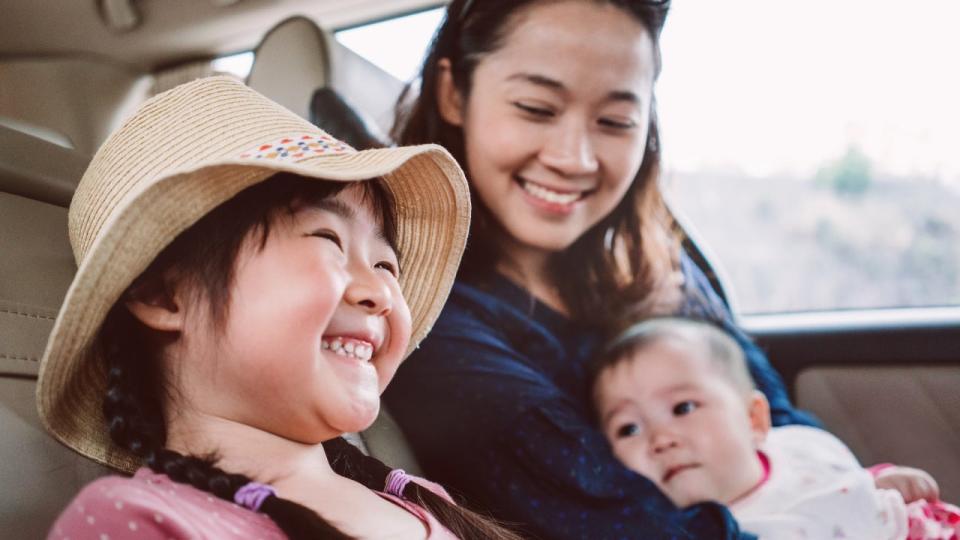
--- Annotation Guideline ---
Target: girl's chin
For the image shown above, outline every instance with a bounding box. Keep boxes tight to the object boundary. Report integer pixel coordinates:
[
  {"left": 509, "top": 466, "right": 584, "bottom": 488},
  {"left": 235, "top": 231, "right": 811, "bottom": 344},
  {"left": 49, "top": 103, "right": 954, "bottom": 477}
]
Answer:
[{"left": 334, "top": 401, "right": 381, "bottom": 434}]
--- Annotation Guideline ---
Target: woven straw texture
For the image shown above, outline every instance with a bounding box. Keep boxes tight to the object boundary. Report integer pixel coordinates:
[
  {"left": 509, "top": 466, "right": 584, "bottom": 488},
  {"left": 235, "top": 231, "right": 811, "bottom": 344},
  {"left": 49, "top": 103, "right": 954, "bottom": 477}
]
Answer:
[{"left": 36, "top": 76, "right": 470, "bottom": 472}]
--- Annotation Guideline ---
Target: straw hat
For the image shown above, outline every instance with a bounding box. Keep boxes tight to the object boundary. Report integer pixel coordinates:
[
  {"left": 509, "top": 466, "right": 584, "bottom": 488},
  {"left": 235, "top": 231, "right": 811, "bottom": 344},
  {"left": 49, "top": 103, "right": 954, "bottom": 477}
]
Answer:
[{"left": 36, "top": 76, "right": 471, "bottom": 472}]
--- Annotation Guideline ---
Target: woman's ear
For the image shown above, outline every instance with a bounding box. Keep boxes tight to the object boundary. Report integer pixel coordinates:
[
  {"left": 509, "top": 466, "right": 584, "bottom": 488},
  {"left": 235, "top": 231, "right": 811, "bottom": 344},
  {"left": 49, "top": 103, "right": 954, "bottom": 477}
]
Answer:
[
  {"left": 124, "top": 275, "right": 187, "bottom": 332},
  {"left": 436, "top": 58, "right": 465, "bottom": 126},
  {"left": 747, "top": 390, "right": 772, "bottom": 447}
]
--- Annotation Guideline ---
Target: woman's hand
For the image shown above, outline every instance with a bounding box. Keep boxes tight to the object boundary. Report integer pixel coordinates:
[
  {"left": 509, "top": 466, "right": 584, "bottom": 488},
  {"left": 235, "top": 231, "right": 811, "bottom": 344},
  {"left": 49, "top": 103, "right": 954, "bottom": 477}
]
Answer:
[{"left": 873, "top": 465, "right": 940, "bottom": 503}]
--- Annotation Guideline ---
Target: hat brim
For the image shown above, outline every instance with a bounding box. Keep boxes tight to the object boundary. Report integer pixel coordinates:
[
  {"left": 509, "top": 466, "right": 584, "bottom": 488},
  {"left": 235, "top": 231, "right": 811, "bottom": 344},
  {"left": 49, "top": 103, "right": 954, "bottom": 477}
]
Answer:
[{"left": 37, "top": 144, "right": 469, "bottom": 472}]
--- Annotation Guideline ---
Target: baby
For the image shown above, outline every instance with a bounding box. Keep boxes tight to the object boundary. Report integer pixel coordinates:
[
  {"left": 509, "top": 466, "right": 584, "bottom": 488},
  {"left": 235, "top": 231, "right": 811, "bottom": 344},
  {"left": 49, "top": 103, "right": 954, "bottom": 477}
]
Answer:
[{"left": 591, "top": 318, "right": 959, "bottom": 540}]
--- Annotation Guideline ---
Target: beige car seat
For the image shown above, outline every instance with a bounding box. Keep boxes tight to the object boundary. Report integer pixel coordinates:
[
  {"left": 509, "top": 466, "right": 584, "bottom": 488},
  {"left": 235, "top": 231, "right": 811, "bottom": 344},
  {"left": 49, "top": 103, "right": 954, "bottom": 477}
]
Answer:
[{"left": 0, "top": 125, "right": 112, "bottom": 539}]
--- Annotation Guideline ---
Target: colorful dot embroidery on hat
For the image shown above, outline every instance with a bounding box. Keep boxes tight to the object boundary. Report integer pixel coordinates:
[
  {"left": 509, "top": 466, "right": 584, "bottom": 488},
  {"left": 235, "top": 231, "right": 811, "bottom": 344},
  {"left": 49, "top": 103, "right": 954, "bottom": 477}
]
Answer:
[{"left": 239, "top": 134, "right": 354, "bottom": 161}]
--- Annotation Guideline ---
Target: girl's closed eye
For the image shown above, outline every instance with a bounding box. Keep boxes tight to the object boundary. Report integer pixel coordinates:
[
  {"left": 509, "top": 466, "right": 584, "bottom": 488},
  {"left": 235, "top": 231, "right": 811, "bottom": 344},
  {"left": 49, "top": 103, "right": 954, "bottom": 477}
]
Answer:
[
  {"left": 310, "top": 229, "right": 343, "bottom": 250},
  {"left": 375, "top": 260, "right": 399, "bottom": 278},
  {"left": 672, "top": 400, "right": 699, "bottom": 416}
]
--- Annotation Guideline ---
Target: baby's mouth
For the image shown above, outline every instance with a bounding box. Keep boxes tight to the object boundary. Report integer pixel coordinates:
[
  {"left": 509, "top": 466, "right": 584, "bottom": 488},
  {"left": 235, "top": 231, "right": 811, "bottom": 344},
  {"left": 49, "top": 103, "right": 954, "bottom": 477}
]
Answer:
[
  {"left": 662, "top": 463, "right": 700, "bottom": 483},
  {"left": 321, "top": 336, "right": 375, "bottom": 362}
]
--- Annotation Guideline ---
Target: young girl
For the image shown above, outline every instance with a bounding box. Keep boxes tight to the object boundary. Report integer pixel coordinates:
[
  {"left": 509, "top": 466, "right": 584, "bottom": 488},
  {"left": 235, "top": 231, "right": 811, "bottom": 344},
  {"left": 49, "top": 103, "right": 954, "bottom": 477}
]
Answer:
[
  {"left": 38, "top": 76, "right": 520, "bottom": 539},
  {"left": 592, "top": 318, "right": 960, "bottom": 540},
  {"left": 385, "top": 0, "right": 815, "bottom": 538}
]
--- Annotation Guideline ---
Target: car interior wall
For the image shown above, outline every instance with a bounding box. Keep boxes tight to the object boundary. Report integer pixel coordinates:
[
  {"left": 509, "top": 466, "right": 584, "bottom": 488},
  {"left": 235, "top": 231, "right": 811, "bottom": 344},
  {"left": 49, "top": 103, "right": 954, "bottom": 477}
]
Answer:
[
  {"left": 0, "top": 58, "right": 152, "bottom": 156},
  {"left": 796, "top": 366, "right": 960, "bottom": 502}
]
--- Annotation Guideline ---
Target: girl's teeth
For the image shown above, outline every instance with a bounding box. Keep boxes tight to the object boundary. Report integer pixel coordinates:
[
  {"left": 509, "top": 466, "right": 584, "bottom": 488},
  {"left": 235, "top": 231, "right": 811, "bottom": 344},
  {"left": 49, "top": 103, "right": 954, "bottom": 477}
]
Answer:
[
  {"left": 522, "top": 181, "right": 581, "bottom": 205},
  {"left": 322, "top": 338, "right": 374, "bottom": 362}
]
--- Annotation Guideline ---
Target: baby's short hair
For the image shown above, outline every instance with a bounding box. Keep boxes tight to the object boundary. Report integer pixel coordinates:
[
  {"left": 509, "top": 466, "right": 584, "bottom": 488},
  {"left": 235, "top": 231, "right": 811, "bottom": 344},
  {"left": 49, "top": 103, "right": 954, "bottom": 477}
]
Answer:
[{"left": 593, "top": 317, "right": 756, "bottom": 397}]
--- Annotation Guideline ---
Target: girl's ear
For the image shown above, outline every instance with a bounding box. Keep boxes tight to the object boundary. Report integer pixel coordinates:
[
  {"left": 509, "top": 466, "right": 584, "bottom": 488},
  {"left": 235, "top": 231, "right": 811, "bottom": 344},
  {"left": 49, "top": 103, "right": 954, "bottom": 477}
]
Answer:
[
  {"left": 747, "top": 390, "right": 772, "bottom": 447},
  {"left": 436, "top": 58, "right": 465, "bottom": 126},
  {"left": 124, "top": 275, "right": 187, "bottom": 332}
]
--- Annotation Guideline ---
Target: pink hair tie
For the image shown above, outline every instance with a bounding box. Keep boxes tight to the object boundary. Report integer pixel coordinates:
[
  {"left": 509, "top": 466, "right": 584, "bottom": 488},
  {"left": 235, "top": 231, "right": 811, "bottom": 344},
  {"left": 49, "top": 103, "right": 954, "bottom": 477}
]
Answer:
[
  {"left": 234, "top": 482, "right": 277, "bottom": 511},
  {"left": 385, "top": 468, "right": 413, "bottom": 498}
]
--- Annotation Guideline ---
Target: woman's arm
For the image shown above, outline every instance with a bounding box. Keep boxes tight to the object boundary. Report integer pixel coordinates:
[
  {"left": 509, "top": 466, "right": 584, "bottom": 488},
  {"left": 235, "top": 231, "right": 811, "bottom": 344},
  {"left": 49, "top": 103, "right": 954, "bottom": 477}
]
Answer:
[{"left": 386, "top": 306, "right": 754, "bottom": 540}]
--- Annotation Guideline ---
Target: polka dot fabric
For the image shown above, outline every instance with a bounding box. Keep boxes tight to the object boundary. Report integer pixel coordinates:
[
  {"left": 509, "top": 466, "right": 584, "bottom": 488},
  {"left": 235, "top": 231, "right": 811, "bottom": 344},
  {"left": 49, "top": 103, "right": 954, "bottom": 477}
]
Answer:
[
  {"left": 48, "top": 469, "right": 284, "bottom": 540},
  {"left": 48, "top": 468, "right": 458, "bottom": 539}
]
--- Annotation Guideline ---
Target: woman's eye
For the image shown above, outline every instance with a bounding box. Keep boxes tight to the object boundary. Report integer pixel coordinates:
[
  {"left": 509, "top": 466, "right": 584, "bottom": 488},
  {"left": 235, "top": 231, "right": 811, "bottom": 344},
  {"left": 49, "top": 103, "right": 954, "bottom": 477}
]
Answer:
[
  {"left": 616, "top": 423, "right": 640, "bottom": 439},
  {"left": 513, "top": 102, "right": 554, "bottom": 118},
  {"left": 672, "top": 401, "right": 698, "bottom": 416},
  {"left": 375, "top": 261, "right": 399, "bottom": 277},
  {"left": 598, "top": 117, "right": 637, "bottom": 130},
  {"left": 310, "top": 230, "right": 342, "bottom": 250}
]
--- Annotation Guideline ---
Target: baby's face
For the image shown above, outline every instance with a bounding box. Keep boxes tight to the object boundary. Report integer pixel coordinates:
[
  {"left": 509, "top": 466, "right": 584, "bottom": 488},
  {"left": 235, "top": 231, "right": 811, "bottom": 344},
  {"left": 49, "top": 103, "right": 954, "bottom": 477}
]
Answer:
[{"left": 594, "top": 339, "right": 768, "bottom": 507}]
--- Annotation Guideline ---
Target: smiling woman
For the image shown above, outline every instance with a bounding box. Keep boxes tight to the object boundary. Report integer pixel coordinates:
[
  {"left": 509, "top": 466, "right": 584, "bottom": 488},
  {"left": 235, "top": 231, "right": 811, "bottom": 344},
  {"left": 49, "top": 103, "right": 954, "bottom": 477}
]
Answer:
[{"left": 386, "top": 0, "right": 816, "bottom": 538}]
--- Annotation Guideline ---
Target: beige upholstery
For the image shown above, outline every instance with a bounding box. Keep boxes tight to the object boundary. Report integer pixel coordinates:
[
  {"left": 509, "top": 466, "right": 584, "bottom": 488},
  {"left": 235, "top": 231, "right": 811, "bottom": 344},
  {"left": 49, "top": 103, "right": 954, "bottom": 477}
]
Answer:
[
  {"left": 796, "top": 366, "right": 960, "bottom": 501},
  {"left": 246, "top": 16, "right": 330, "bottom": 121},
  {"left": 0, "top": 58, "right": 151, "bottom": 155},
  {"left": 0, "top": 190, "right": 113, "bottom": 538},
  {"left": 0, "top": 125, "right": 88, "bottom": 207}
]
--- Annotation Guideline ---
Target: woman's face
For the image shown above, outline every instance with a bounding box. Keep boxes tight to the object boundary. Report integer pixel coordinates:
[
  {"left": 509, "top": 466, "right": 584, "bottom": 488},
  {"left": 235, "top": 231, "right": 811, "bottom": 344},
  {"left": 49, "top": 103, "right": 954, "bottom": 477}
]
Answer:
[
  {"left": 178, "top": 185, "right": 411, "bottom": 443},
  {"left": 440, "top": 0, "right": 657, "bottom": 255}
]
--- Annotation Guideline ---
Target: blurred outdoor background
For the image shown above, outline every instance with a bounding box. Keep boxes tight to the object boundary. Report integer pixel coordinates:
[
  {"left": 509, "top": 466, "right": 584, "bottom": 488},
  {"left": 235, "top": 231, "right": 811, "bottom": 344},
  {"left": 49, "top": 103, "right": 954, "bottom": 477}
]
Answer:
[{"left": 330, "top": 0, "right": 960, "bottom": 315}]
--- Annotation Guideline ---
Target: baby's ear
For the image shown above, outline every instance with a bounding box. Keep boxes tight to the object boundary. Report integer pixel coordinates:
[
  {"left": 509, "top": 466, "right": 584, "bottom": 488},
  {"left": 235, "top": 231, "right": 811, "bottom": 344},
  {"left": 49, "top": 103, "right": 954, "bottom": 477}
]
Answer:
[
  {"left": 124, "top": 273, "right": 187, "bottom": 332},
  {"left": 747, "top": 390, "right": 772, "bottom": 446},
  {"left": 436, "top": 58, "right": 465, "bottom": 126}
]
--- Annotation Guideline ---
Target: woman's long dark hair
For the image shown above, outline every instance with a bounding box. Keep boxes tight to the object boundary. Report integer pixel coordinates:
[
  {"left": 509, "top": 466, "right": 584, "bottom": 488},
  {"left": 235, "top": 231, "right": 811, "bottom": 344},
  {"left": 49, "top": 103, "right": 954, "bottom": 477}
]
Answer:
[
  {"left": 393, "top": 0, "right": 681, "bottom": 329},
  {"left": 99, "top": 173, "right": 521, "bottom": 539}
]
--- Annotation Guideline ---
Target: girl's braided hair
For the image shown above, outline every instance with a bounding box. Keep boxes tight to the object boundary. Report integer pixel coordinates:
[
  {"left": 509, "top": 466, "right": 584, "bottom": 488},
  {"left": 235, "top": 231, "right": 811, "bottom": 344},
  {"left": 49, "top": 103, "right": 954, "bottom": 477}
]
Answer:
[{"left": 98, "top": 173, "right": 521, "bottom": 539}]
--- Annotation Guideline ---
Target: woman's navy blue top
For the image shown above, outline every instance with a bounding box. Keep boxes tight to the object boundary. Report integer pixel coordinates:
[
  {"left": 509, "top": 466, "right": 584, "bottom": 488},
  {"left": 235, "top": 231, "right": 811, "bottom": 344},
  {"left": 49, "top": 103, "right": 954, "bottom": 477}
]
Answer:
[{"left": 384, "top": 253, "right": 819, "bottom": 539}]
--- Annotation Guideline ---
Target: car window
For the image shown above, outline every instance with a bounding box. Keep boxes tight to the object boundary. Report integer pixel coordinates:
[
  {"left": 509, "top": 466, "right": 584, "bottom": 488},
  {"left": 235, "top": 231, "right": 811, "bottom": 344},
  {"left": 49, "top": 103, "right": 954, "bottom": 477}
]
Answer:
[
  {"left": 658, "top": 0, "right": 960, "bottom": 314},
  {"left": 334, "top": 7, "right": 445, "bottom": 82}
]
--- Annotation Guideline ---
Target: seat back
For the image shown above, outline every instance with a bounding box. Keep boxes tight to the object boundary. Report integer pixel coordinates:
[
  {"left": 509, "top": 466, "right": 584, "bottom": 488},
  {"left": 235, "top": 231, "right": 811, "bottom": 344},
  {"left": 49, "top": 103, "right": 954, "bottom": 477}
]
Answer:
[
  {"left": 0, "top": 132, "right": 112, "bottom": 539},
  {"left": 246, "top": 16, "right": 331, "bottom": 121}
]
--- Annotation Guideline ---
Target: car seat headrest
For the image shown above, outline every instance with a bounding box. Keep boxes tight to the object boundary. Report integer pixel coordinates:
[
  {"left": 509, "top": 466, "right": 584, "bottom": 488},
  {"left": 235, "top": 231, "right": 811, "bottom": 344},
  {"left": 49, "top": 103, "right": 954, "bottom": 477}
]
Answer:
[{"left": 246, "top": 16, "right": 330, "bottom": 120}]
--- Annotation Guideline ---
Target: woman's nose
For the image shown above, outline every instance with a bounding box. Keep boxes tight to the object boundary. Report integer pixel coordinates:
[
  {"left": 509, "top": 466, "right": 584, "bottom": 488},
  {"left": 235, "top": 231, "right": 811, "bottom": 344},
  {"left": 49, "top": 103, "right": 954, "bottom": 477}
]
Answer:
[
  {"left": 538, "top": 120, "right": 599, "bottom": 176},
  {"left": 344, "top": 266, "right": 392, "bottom": 316}
]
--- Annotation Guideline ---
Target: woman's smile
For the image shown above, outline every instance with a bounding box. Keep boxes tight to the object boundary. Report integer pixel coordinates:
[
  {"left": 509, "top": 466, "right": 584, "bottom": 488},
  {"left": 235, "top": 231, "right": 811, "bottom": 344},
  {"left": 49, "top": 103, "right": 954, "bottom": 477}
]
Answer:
[{"left": 515, "top": 175, "right": 594, "bottom": 215}]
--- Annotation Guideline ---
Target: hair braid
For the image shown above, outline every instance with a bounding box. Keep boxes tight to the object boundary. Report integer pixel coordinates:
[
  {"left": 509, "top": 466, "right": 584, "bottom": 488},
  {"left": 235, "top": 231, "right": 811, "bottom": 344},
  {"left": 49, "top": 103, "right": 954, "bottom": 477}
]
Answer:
[{"left": 323, "top": 438, "right": 525, "bottom": 540}]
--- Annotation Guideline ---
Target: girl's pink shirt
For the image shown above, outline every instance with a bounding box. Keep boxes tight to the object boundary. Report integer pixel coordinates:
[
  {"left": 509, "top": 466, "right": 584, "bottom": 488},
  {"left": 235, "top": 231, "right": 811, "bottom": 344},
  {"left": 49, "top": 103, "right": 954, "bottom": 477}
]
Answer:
[{"left": 48, "top": 468, "right": 458, "bottom": 539}]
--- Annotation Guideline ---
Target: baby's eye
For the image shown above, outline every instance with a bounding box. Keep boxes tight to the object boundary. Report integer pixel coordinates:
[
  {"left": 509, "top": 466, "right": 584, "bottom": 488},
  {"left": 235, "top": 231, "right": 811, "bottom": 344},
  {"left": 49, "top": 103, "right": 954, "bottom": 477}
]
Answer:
[
  {"left": 615, "top": 423, "right": 640, "bottom": 439},
  {"left": 310, "top": 229, "right": 342, "bottom": 250},
  {"left": 672, "top": 400, "right": 698, "bottom": 416}
]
